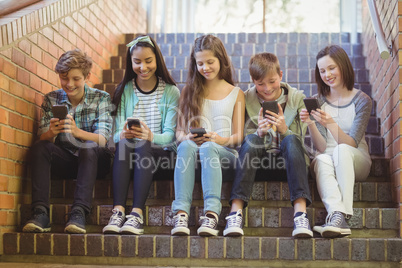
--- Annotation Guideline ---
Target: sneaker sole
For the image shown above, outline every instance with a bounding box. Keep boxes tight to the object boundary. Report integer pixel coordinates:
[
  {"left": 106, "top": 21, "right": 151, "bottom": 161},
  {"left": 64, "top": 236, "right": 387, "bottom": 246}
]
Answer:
[
  {"left": 197, "top": 227, "right": 219, "bottom": 236},
  {"left": 65, "top": 224, "right": 86, "bottom": 234},
  {"left": 103, "top": 226, "right": 121, "bottom": 234},
  {"left": 171, "top": 227, "right": 190, "bottom": 236},
  {"left": 120, "top": 226, "right": 144, "bottom": 235},
  {"left": 223, "top": 227, "right": 244, "bottom": 237},
  {"left": 292, "top": 228, "right": 313, "bottom": 238},
  {"left": 23, "top": 223, "right": 51, "bottom": 233},
  {"left": 322, "top": 226, "right": 351, "bottom": 238}
]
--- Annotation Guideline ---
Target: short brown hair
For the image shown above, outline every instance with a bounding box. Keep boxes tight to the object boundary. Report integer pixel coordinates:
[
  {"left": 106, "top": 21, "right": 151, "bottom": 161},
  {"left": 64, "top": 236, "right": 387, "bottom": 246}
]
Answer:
[
  {"left": 55, "top": 49, "right": 92, "bottom": 77},
  {"left": 315, "top": 45, "right": 354, "bottom": 97},
  {"left": 249, "top": 53, "right": 281, "bottom": 81}
]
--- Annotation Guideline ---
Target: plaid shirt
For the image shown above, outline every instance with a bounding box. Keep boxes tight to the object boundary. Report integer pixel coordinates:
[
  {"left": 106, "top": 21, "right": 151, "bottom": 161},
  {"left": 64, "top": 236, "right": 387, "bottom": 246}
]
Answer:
[{"left": 38, "top": 85, "right": 113, "bottom": 154}]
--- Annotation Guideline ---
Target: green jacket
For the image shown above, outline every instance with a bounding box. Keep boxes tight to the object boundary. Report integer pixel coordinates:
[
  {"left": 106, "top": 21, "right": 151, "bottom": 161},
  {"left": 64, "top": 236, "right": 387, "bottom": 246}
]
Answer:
[
  {"left": 113, "top": 79, "right": 180, "bottom": 151},
  {"left": 244, "top": 82, "right": 310, "bottom": 165}
]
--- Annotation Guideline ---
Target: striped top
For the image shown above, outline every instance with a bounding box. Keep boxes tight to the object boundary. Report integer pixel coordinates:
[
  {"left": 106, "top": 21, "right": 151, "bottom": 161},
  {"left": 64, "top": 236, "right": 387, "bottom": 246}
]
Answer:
[{"left": 132, "top": 78, "right": 164, "bottom": 134}]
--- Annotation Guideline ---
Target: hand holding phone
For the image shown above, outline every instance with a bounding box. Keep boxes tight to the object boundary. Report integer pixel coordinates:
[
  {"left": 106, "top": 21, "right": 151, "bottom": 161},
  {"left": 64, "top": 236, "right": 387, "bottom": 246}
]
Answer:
[
  {"left": 52, "top": 105, "right": 68, "bottom": 120},
  {"left": 262, "top": 100, "right": 279, "bottom": 115},
  {"left": 127, "top": 117, "right": 141, "bottom": 129},
  {"left": 190, "top": 127, "right": 207, "bottom": 138},
  {"left": 303, "top": 98, "right": 320, "bottom": 114}
]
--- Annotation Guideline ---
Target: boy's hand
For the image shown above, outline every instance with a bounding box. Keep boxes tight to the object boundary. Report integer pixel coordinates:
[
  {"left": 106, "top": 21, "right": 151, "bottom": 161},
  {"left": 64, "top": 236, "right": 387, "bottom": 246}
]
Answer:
[
  {"left": 257, "top": 107, "right": 272, "bottom": 137},
  {"left": 266, "top": 103, "right": 286, "bottom": 134},
  {"left": 61, "top": 114, "right": 81, "bottom": 138},
  {"left": 49, "top": 118, "right": 64, "bottom": 137}
]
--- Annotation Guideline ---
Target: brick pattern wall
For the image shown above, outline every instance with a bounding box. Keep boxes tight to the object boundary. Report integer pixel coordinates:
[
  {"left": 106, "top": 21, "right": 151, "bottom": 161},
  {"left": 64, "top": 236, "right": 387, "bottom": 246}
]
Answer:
[
  {"left": 361, "top": 0, "right": 401, "bottom": 237},
  {"left": 0, "top": 0, "right": 146, "bottom": 253}
]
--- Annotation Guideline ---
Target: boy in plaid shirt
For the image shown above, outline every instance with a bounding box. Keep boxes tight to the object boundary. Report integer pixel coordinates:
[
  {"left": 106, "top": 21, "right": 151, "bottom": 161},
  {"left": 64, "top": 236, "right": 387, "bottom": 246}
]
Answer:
[{"left": 23, "top": 49, "right": 113, "bottom": 234}]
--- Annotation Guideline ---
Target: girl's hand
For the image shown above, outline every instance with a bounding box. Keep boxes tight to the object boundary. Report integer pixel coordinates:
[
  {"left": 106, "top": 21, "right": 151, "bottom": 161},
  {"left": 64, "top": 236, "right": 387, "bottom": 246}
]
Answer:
[
  {"left": 188, "top": 132, "right": 208, "bottom": 146},
  {"left": 132, "top": 121, "right": 154, "bottom": 141},
  {"left": 120, "top": 121, "right": 136, "bottom": 140},
  {"left": 311, "top": 109, "right": 335, "bottom": 127},
  {"left": 266, "top": 103, "right": 287, "bottom": 134},
  {"left": 300, "top": 108, "right": 314, "bottom": 125},
  {"left": 204, "top": 131, "right": 222, "bottom": 144},
  {"left": 257, "top": 107, "right": 273, "bottom": 137}
]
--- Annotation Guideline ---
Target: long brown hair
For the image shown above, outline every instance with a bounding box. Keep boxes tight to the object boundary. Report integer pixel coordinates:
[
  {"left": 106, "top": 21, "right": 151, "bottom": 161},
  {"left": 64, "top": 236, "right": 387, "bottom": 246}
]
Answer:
[
  {"left": 112, "top": 35, "right": 176, "bottom": 116},
  {"left": 315, "top": 45, "right": 354, "bottom": 97},
  {"left": 178, "top": 34, "right": 235, "bottom": 131}
]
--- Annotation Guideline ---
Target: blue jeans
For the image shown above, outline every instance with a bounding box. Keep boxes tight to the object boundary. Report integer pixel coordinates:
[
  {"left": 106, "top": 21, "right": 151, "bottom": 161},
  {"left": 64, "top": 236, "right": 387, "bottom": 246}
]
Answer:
[
  {"left": 172, "top": 140, "right": 237, "bottom": 216},
  {"left": 230, "top": 134, "right": 311, "bottom": 208}
]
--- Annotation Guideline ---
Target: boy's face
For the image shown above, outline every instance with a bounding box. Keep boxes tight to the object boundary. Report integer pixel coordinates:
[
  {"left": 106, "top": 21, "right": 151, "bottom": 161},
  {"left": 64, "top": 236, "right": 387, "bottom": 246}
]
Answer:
[
  {"left": 254, "top": 70, "right": 283, "bottom": 101},
  {"left": 59, "top": 68, "right": 90, "bottom": 103}
]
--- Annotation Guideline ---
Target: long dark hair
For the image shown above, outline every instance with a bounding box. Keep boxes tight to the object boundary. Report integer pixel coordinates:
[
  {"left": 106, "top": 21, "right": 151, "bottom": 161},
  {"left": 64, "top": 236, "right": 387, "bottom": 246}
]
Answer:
[
  {"left": 111, "top": 35, "right": 176, "bottom": 115},
  {"left": 315, "top": 45, "right": 354, "bottom": 97},
  {"left": 178, "top": 34, "right": 234, "bottom": 130}
]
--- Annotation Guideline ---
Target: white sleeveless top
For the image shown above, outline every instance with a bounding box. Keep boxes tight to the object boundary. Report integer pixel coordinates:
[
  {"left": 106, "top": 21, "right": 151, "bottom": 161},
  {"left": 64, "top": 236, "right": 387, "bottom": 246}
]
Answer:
[{"left": 200, "top": 87, "right": 240, "bottom": 138}]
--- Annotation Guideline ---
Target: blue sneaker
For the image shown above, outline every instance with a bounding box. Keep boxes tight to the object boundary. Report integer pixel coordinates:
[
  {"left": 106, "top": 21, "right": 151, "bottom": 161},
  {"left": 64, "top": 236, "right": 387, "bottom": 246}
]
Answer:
[
  {"left": 292, "top": 212, "right": 313, "bottom": 238},
  {"left": 103, "top": 208, "right": 126, "bottom": 234},
  {"left": 22, "top": 205, "right": 51, "bottom": 233},
  {"left": 223, "top": 209, "right": 244, "bottom": 237},
  {"left": 120, "top": 212, "right": 144, "bottom": 235}
]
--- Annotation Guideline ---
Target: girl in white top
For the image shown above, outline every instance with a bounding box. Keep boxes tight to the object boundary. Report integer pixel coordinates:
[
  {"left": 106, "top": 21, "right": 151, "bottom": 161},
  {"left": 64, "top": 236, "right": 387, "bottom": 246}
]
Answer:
[
  {"left": 300, "top": 45, "right": 372, "bottom": 238},
  {"left": 171, "top": 34, "right": 245, "bottom": 236}
]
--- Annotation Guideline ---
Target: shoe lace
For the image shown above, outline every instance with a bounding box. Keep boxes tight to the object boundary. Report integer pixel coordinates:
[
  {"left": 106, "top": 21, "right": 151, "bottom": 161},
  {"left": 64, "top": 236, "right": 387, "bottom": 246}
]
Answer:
[
  {"left": 32, "top": 207, "right": 47, "bottom": 219},
  {"left": 325, "top": 211, "right": 343, "bottom": 226},
  {"left": 173, "top": 214, "right": 188, "bottom": 228},
  {"left": 125, "top": 214, "right": 143, "bottom": 227},
  {"left": 69, "top": 209, "right": 85, "bottom": 222},
  {"left": 294, "top": 213, "right": 309, "bottom": 229},
  {"left": 225, "top": 210, "right": 242, "bottom": 227},
  {"left": 108, "top": 209, "right": 124, "bottom": 225},
  {"left": 199, "top": 215, "right": 217, "bottom": 228}
]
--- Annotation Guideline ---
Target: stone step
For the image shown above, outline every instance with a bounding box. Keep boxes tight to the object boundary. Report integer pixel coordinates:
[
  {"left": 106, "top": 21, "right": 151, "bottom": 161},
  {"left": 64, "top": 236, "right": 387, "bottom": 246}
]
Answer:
[
  {"left": 3, "top": 233, "right": 401, "bottom": 265},
  {"left": 19, "top": 204, "right": 399, "bottom": 236},
  {"left": 46, "top": 179, "right": 394, "bottom": 204}
]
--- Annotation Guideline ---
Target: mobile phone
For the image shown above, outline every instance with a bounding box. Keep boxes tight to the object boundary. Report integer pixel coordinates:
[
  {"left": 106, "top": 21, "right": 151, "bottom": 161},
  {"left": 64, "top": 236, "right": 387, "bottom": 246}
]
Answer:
[
  {"left": 303, "top": 98, "right": 320, "bottom": 114},
  {"left": 190, "top": 127, "right": 206, "bottom": 138},
  {"left": 127, "top": 117, "right": 141, "bottom": 129},
  {"left": 52, "top": 105, "right": 68, "bottom": 120},
  {"left": 262, "top": 100, "right": 279, "bottom": 114}
]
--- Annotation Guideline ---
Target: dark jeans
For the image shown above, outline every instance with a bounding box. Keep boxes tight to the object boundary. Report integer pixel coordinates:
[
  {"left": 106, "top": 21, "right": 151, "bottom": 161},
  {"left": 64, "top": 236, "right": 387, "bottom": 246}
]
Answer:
[
  {"left": 113, "top": 139, "right": 175, "bottom": 210},
  {"left": 230, "top": 134, "right": 311, "bottom": 208},
  {"left": 30, "top": 140, "right": 113, "bottom": 213}
]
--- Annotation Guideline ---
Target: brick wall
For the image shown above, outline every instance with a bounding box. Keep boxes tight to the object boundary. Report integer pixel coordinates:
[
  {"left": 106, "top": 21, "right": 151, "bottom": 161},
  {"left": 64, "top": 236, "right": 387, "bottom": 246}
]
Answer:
[
  {"left": 0, "top": 0, "right": 147, "bottom": 253},
  {"left": 361, "top": 0, "right": 401, "bottom": 236}
]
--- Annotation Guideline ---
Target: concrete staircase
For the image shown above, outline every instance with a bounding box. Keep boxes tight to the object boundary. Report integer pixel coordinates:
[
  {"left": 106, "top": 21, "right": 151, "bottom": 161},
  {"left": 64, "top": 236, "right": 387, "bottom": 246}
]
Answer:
[{"left": 2, "top": 33, "right": 401, "bottom": 267}]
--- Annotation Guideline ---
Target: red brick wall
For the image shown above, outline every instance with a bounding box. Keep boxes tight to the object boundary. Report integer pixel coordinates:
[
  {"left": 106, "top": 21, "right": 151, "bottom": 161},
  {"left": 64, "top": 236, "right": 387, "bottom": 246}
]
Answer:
[
  {"left": 361, "top": 0, "right": 401, "bottom": 236},
  {"left": 0, "top": 0, "right": 146, "bottom": 252}
]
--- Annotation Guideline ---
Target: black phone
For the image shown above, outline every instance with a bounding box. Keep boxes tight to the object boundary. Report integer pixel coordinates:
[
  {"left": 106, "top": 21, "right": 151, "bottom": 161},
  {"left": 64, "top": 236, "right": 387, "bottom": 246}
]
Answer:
[
  {"left": 262, "top": 100, "right": 279, "bottom": 114},
  {"left": 190, "top": 127, "right": 206, "bottom": 138},
  {"left": 127, "top": 118, "right": 141, "bottom": 129},
  {"left": 303, "top": 98, "right": 320, "bottom": 114},
  {"left": 52, "top": 105, "right": 68, "bottom": 120}
]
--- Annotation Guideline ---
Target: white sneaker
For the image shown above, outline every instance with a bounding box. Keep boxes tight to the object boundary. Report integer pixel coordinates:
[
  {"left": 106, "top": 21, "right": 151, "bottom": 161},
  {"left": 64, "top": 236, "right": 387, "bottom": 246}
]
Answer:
[
  {"left": 171, "top": 213, "right": 190, "bottom": 236},
  {"left": 197, "top": 213, "right": 219, "bottom": 236},
  {"left": 223, "top": 209, "right": 244, "bottom": 237},
  {"left": 292, "top": 212, "right": 313, "bottom": 238},
  {"left": 120, "top": 212, "right": 144, "bottom": 235},
  {"left": 103, "top": 208, "right": 126, "bottom": 234}
]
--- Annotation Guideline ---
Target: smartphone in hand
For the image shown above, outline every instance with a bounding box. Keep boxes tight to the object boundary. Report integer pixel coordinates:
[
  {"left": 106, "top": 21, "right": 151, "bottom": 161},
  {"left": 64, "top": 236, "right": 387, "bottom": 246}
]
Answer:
[
  {"left": 127, "top": 117, "right": 141, "bottom": 129},
  {"left": 190, "top": 127, "right": 207, "bottom": 138},
  {"left": 303, "top": 98, "right": 320, "bottom": 114},
  {"left": 52, "top": 105, "right": 68, "bottom": 120},
  {"left": 262, "top": 100, "right": 279, "bottom": 114}
]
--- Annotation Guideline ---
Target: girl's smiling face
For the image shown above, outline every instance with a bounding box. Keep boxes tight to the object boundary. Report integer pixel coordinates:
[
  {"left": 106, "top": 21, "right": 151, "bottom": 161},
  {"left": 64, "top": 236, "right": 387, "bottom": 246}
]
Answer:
[
  {"left": 317, "top": 55, "right": 343, "bottom": 89},
  {"left": 195, "top": 49, "right": 221, "bottom": 81},
  {"left": 131, "top": 46, "right": 157, "bottom": 82}
]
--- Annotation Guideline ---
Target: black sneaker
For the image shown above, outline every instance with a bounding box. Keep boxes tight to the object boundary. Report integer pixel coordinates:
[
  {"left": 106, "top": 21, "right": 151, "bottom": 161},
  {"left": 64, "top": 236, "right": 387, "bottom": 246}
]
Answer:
[
  {"left": 22, "top": 205, "right": 51, "bottom": 233},
  {"left": 64, "top": 206, "right": 86, "bottom": 234}
]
